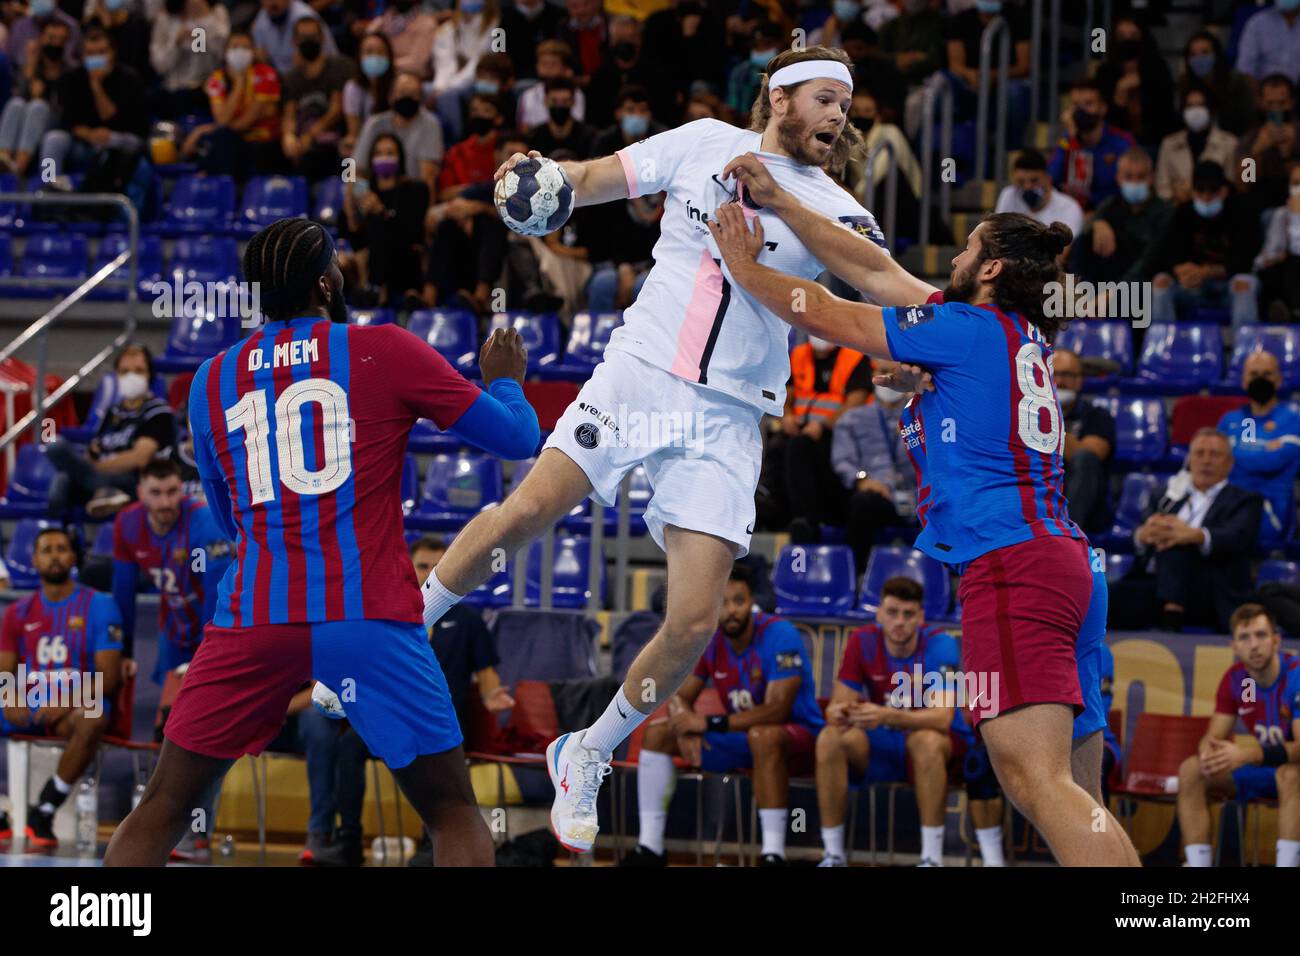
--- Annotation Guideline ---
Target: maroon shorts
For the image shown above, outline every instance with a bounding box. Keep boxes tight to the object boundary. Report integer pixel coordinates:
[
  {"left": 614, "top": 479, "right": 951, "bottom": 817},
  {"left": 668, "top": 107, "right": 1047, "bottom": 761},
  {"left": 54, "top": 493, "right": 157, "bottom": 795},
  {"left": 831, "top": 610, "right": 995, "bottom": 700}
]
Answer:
[
  {"left": 164, "top": 623, "right": 312, "bottom": 760},
  {"left": 957, "top": 535, "right": 1092, "bottom": 730}
]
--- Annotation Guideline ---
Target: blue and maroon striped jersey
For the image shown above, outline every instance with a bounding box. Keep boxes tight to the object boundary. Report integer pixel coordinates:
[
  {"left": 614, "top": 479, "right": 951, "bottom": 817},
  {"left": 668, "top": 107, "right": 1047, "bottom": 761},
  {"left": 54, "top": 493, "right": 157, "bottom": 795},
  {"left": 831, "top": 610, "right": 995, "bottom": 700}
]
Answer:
[
  {"left": 1214, "top": 651, "right": 1299, "bottom": 745},
  {"left": 111, "top": 498, "right": 230, "bottom": 650},
  {"left": 188, "top": 316, "right": 483, "bottom": 627},
  {"left": 0, "top": 585, "right": 123, "bottom": 674},
  {"left": 883, "top": 295, "right": 1083, "bottom": 565}
]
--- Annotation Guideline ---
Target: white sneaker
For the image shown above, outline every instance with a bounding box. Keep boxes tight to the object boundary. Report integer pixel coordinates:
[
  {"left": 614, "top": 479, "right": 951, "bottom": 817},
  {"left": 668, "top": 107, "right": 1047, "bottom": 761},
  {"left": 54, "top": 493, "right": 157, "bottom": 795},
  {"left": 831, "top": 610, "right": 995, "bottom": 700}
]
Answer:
[
  {"left": 817, "top": 854, "right": 847, "bottom": 867},
  {"left": 917, "top": 857, "right": 942, "bottom": 867},
  {"left": 545, "top": 730, "right": 611, "bottom": 853}
]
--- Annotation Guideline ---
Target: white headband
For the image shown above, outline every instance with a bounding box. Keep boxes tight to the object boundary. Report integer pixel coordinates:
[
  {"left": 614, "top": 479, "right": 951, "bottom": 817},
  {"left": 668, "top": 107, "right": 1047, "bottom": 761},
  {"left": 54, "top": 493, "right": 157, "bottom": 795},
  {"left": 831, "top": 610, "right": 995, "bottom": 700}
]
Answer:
[{"left": 768, "top": 60, "right": 854, "bottom": 92}]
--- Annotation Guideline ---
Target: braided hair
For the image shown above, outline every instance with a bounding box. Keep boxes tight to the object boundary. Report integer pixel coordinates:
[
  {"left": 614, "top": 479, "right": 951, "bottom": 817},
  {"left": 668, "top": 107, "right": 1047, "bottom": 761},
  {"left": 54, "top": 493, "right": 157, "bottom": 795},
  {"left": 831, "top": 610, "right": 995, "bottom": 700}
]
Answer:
[
  {"left": 973, "top": 213, "right": 1073, "bottom": 343},
  {"left": 242, "top": 218, "right": 337, "bottom": 323}
]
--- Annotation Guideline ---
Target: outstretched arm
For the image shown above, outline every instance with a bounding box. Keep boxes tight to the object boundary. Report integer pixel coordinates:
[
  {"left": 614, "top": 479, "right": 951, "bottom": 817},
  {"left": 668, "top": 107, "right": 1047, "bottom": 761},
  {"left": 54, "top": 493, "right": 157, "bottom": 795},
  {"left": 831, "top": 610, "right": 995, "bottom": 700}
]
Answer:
[
  {"left": 722, "top": 153, "right": 939, "bottom": 307},
  {"left": 707, "top": 204, "right": 892, "bottom": 359}
]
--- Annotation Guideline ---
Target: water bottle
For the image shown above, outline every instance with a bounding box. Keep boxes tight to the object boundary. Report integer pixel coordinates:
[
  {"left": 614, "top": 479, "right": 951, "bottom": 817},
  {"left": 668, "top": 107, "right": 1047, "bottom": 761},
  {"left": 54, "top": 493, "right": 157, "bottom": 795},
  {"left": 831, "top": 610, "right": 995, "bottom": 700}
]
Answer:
[
  {"left": 74, "top": 779, "right": 97, "bottom": 854},
  {"left": 131, "top": 781, "right": 146, "bottom": 811}
]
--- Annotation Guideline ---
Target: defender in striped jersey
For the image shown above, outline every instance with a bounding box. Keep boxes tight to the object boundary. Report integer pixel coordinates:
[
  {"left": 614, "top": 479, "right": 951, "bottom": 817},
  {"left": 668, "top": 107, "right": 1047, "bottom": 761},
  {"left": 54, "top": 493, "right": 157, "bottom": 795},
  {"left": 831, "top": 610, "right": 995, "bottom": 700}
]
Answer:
[
  {"left": 104, "top": 219, "right": 539, "bottom": 866},
  {"left": 711, "top": 161, "right": 1138, "bottom": 864}
]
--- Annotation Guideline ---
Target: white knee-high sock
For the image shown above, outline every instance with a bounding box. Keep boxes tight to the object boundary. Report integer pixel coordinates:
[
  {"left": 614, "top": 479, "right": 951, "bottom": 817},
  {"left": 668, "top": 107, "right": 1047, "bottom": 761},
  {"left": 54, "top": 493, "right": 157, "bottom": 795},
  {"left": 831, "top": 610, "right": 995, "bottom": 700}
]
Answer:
[
  {"left": 421, "top": 567, "right": 464, "bottom": 628},
  {"left": 759, "top": 809, "right": 788, "bottom": 857},
  {"left": 1185, "top": 843, "right": 1212, "bottom": 867},
  {"left": 636, "top": 750, "right": 675, "bottom": 855},
  {"left": 1276, "top": 839, "right": 1300, "bottom": 868},
  {"left": 976, "top": 826, "right": 1005, "bottom": 867},
  {"left": 921, "top": 825, "right": 945, "bottom": 865},
  {"left": 583, "top": 687, "right": 647, "bottom": 757},
  {"left": 821, "top": 824, "right": 846, "bottom": 859}
]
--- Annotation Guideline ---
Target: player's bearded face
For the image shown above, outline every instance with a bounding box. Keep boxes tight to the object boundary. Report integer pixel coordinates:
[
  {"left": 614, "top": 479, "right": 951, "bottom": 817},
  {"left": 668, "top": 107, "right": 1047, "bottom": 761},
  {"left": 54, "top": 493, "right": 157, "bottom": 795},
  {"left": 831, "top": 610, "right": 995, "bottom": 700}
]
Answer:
[
  {"left": 36, "top": 543, "right": 72, "bottom": 584},
  {"left": 943, "top": 253, "right": 983, "bottom": 304},
  {"left": 776, "top": 92, "right": 841, "bottom": 167},
  {"left": 720, "top": 587, "right": 752, "bottom": 637}
]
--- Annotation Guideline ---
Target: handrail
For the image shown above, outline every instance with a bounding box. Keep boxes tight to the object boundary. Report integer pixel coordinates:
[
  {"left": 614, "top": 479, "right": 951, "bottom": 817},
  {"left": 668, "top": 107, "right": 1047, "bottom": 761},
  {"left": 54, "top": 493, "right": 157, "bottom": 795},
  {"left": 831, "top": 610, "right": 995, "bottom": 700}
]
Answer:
[
  {"left": 918, "top": 72, "right": 954, "bottom": 250},
  {"left": 0, "top": 192, "right": 138, "bottom": 454},
  {"left": 974, "top": 14, "right": 1012, "bottom": 187},
  {"left": 862, "top": 138, "right": 899, "bottom": 251},
  {"left": 1028, "top": 0, "right": 1043, "bottom": 138}
]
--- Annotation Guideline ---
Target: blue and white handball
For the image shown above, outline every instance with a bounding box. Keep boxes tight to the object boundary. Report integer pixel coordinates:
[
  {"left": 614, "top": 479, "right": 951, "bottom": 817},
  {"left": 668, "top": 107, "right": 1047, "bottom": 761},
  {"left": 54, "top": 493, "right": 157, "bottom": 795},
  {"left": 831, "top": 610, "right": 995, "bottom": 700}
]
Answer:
[
  {"left": 494, "top": 155, "right": 574, "bottom": 237},
  {"left": 311, "top": 681, "right": 347, "bottom": 720}
]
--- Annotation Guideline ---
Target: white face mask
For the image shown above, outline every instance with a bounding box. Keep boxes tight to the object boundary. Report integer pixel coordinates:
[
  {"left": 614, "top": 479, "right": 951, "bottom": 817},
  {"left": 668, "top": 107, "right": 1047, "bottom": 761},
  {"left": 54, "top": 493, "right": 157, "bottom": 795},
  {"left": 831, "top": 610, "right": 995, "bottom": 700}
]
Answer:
[
  {"left": 874, "top": 384, "right": 906, "bottom": 404},
  {"left": 117, "top": 371, "right": 148, "bottom": 401},
  {"left": 808, "top": 335, "right": 835, "bottom": 354},
  {"left": 1290, "top": 182, "right": 1300, "bottom": 197},
  {"left": 1056, "top": 387, "right": 1078, "bottom": 407},
  {"left": 226, "top": 47, "right": 253, "bottom": 72},
  {"left": 1183, "top": 105, "right": 1211, "bottom": 132}
]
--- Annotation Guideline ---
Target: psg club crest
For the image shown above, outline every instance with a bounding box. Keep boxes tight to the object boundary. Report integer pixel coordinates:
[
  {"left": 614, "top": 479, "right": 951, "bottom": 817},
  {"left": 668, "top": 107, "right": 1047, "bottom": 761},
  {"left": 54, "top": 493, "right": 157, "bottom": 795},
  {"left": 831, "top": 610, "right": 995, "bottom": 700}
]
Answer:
[{"left": 574, "top": 422, "right": 601, "bottom": 450}]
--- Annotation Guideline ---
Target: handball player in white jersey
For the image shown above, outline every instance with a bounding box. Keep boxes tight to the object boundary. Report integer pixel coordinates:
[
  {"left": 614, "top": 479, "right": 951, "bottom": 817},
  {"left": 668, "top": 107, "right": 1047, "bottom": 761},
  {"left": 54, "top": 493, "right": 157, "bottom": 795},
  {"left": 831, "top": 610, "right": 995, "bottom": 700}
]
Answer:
[{"left": 420, "top": 47, "right": 885, "bottom": 851}]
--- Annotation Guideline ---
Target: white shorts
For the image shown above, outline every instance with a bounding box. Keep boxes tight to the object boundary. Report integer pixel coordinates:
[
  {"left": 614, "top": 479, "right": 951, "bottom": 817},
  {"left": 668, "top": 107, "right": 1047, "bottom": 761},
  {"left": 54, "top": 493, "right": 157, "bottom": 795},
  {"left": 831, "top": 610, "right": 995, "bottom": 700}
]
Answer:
[{"left": 544, "top": 351, "right": 764, "bottom": 557}]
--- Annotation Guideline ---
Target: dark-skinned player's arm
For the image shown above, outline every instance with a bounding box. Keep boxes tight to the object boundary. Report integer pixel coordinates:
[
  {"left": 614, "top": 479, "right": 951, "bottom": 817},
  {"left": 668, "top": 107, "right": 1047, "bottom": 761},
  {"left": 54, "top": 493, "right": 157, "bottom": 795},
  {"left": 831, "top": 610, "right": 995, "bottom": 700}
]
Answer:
[
  {"left": 708, "top": 203, "right": 893, "bottom": 359},
  {"left": 724, "top": 676, "right": 800, "bottom": 733},
  {"left": 492, "top": 149, "right": 629, "bottom": 208},
  {"left": 721, "top": 152, "right": 939, "bottom": 306}
]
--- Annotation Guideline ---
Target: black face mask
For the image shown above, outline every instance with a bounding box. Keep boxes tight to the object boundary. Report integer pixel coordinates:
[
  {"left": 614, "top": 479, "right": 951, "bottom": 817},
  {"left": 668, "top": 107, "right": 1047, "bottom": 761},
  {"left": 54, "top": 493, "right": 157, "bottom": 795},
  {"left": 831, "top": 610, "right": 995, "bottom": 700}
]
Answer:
[
  {"left": 270, "top": 10, "right": 288, "bottom": 24},
  {"left": 1115, "top": 38, "right": 1142, "bottom": 61},
  {"left": 466, "top": 115, "right": 494, "bottom": 135},
  {"left": 548, "top": 104, "right": 571, "bottom": 125},
  {"left": 393, "top": 96, "right": 419, "bottom": 118},
  {"left": 1247, "top": 377, "right": 1278, "bottom": 405},
  {"left": 298, "top": 38, "right": 322, "bottom": 61},
  {"left": 1074, "top": 108, "right": 1101, "bottom": 133},
  {"left": 851, "top": 116, "right": 874, "bottom": 134},
  {"left": 612, "top": 41, "right": 636, "bottom": 61},
  {"left": 42, "top": 43, "right": 64, "bottom": 60}
]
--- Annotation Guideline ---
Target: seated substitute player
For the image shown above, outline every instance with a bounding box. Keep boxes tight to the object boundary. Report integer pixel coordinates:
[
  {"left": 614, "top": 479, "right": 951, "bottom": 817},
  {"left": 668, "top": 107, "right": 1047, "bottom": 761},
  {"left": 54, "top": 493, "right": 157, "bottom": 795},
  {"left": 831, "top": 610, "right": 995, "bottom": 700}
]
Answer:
[
  {"left": 103, "top": 218, "right": 539, "bottom": 867},
  {"left": 622, "top": 563, "right": 824, "bottom": 867},
  {"left": 0, "top": 527, "right": 123, "bottom": 849},
  {"left": 1176, "top": 603, "right": 1300, "bottom": 868},
  {"left": 815, "top": 575, "right": 1004, "bottom": 867}
]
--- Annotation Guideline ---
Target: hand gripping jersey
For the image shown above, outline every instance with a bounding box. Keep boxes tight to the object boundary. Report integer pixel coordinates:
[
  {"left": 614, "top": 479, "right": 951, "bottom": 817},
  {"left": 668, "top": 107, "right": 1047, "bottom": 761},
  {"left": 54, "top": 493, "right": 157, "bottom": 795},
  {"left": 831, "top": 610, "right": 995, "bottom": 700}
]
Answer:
[{"left": 612, "top": 117, "right": 886, "bottom": 417}]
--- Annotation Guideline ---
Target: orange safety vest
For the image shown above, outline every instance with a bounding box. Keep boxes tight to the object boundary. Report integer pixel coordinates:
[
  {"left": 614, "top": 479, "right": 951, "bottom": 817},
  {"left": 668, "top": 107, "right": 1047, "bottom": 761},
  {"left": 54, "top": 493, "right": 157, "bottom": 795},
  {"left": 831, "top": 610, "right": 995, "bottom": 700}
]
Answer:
[{"left": 790, "top": 343, "right": 865, "bottom": 420}]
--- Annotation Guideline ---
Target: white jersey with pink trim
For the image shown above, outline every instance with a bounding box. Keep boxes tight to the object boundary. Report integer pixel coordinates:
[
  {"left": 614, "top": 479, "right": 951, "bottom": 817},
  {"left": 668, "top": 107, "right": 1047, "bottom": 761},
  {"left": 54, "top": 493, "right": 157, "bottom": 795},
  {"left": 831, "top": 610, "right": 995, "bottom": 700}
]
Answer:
[{"left": 609, "top": 117, "right": 888, "bottom": 417}]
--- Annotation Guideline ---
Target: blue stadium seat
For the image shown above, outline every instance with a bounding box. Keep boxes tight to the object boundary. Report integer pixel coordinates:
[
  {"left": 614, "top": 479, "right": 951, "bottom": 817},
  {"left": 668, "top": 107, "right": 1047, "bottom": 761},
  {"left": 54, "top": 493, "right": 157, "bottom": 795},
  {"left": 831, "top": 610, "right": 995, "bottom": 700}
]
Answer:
[
  {"left": 313, "top": 177, "right": 344, "bottom": 231},
  {"left": 154, "top": 306, "right": 242, "bottom": 372},
  {"left": 489, "top": 312, "right": 561, "bottom": 373},
  {"left": 536, "top": 311, "right": 623, "bottom": 380},
  {"left": 351, "top": 308, "right": 394, "bottom": 326},
  {"left": 1256, "top": 560, "right": 1299, "bottom": 586},
  {"left": 407, "top": 308, "right": 479, "bottom": 374},
  {"left": 151, "top": 174, "right": 235, "bottom": 235},
  {"left": 406, "top": 418, "right": 464, "bottom": 454},
  {"left": 1102, "top": 472, "right": 1163, "bottom": 552},
  {"left": 1126, "top": 323, "right": 1222, "bottom": 393},
  {"left": 772, "top": 544, "right": 857, "bottom": 617},
  {"left": 0, "top": 172, "right": 17, "bottom": 228},
  {"left": 88, "top": 233, "right": 164, "bottom": 300},
  {"left": 1097, "top": 396, "right": 1169, "bottom": 465},
  {"left": 170, "top": 236, "right": 240, "bottom": 284},
  {"left": 232, "top": 175, "right": 309, "bottom": 235},
  {"left": 400, "top": 454, "right": 418, "bottom": 514},
  {"left": 856, "top": 545, "right": 951, "bottom": 621},
  {"left": 0, "top": 233, "right": 11, "bottom": 276},
  {"left": 15, "top": 234, "right": 88, "bottom": 297},
  {"left": 0, "top": 444, "right": 56, "bottom": 517},
  {"left": 408, "top": 452, "right": 503, "bottom": 531},
  {"left": 4, "top": 519, "right": 68, "bottom": 589},
  {"left": 1220, "top": 326, "right": 1300, "bottom": 393},
  {"left": 1054, "top": 320, "right": 1134, "bottom": 384},
  {"left": 525, "top": 534, "right": 604, "bottom": 609},
  {"left": 1105, "top": 552, "right": 1134, "bottom": 583},
  {"left": 89, "top": 520, "right": 115, "bottom": 560}
]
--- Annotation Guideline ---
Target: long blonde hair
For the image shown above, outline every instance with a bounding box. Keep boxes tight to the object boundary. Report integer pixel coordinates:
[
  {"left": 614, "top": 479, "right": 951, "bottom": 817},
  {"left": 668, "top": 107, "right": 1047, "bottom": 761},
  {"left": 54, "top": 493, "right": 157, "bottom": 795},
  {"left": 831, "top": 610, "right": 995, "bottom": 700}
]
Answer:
[{"left": 748, "top": 45, "right": 865, "bottom": 175}]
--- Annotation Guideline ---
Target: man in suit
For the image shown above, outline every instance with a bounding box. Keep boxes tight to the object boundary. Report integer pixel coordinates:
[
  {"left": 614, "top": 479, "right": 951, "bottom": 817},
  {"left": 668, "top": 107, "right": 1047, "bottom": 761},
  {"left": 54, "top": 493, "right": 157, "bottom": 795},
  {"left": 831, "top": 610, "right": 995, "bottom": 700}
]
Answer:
[{"left": 1109, "top": 428, "right": 1263, "bottom": 631}]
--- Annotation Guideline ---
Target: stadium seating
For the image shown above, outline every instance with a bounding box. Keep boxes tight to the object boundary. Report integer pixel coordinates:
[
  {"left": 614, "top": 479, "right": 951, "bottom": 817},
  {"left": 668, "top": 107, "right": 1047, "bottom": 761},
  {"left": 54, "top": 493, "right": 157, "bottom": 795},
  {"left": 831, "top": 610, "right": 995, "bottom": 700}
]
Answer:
[
  {"left": 1124, "top": 323, "right": 1222, "bottom": 394},
  {"left": 1055, "top": 320, "right": 1134, "bottom": 387},
  {"left": 488, "top": 312, "right": 562, "bottom": 373},
  {"left": 89, "top": 520, "right": 115, "bottom": 561},
  {"left": 407, "top": 452, "right": 504, "bottom": 531},
  {"left": 14, "top": 234, "right": 88, "bottom": 297},
  {"left": 4, "top": 518, "right": 67, "bottom": 589},
  {"left": 350, "top": 308, "right": 394, "bottom": 326},
  {"left": 400, "top": 454, "right": 419, "bottom": 514},
  {"left": 87, "top": 233, "right": 165, "bottom": 301},
  {"left": 170, "top": 236, "right": 240, "bottom": 284},
  {"left": 536, "top": 311, "right": 623, "bottom": 380},
  {"left": 313, "top": 177, "right": 345, "bottom": 231},
  {"left": 406, "top": 418, "right": 464, "bottom": 454},
  {"left": 154, "top": 306, "right": 243, "bottom": 373},
  {"left": 0, "top": 233, "right": 11, "bottom": 277},
  {"left": 1256, "top": 560, "right": 1299, "bottom": 586},
  {"left": 233, "top": 175, "right": 309, "bottom": 235},
  {"left": 1169, "top": 394, "right": 1248, "bottom": 448},
  {"left": 524, "top": 534, "right": 604, "bottom": 609},
  {"left": 0, "top": 444, "right": 55, "bottom": 517},
  {"left": 1097, "top": 396, "right": 1169, "bottom": 466},
  {"left": 1105, "top": 552, "right": 1134, "bottom": 583},
  {"left": 1097, "top": 472, "right": 1163, "bottom": 551},
  {"left": 151, "top": 174, "right": 235, "bottom": 235},
  {"left": 406, "top": 308, "right": 480, "bottom": 374},
  {"left": 772, "top": 544, "right": 857, "bottom": 617},
  {"left": 856, "top": 546, "right": 952, "bottom": 621},
  {"left": 1219, "top": 325, "right": 1300, "bottom": 393}
]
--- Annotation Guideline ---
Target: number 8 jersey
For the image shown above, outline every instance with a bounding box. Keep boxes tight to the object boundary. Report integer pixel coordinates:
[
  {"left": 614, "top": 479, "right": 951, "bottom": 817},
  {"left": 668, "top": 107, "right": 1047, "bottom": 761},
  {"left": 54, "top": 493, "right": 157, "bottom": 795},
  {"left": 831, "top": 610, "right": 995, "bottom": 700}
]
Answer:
[
  {"left": 188, "top": 317, "right": 482, "bottom": 628},
  {"left": 882, "top": 294, "right": 1083, "bottom": 565}
]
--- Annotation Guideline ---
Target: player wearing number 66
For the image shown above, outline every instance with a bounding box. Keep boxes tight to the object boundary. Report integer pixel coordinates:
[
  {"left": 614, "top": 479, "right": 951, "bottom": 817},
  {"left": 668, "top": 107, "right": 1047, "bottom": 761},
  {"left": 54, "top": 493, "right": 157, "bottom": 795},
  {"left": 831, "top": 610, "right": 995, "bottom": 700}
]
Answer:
[
  {"left": 104, "top": 218, "right": 540, "bottom": 867},
  {"left": 706, "top": 181, "right": 1139, "bottom": 866}
]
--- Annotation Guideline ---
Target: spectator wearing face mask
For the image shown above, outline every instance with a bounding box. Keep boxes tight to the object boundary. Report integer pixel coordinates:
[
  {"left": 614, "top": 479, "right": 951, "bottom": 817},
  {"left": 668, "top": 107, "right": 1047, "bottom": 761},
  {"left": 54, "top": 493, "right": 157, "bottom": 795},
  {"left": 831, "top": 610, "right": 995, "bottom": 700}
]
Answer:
[
  {"left": 585, "top": 14, "right": 649, "bottom": 130},
  {"left": 726, "top": 19, "right": 782, "bottom": 117},
  {"left": 149, "top": 0, "right": 227, "bottom": 117},
  {"left": 280, "top": 14, "right": 354, "bottom": 182},
  {"left": 517, "top": 39, "right": 586, "bottom": 129},
  {"left": 364, "top": 0, "right": 439, "bottom": 80},
  {"left": 1049, "top": 77, "right": 1138, "bottom": 210},
  {"left": 1155, "top": 85, "right": 1238, "bottom": 204},
  {"left": 1178, "top": 30, "right": 1255, "bottom": 137},
  {"left": 46, "top": 345, "right": 176, "bottom": 520},
  {"left": 342, "top": 132, "right": 429, "bottom": 309},
  {"left": 1235, "top": 74, "right": 1300, "bottom": 215},
  {"left": 6, "top": 0, "right": 80, "bottom": 72},
  {"left": 526, "top": 75, "right": 596, "bottom": 159},
  {"left": 1255, "top": 159, "right": 1300, "bottom": 322},
  {"left": 1218, "top": 350, "right": 1300, "bottom": 551},
  {"left": 1069, "top": 147, "right": 1172, "bottom": 285},
  {"left": 842, "top": 89, "right": 927, "bottom": 242},
  {"left": 1152, "top": 160, "right": 1261, "bottom": 329},
  {"left": 829, "top": 362, "right": 918, "bottom": 572},
  {"left": 434, "top": 52, "right": 516, "bottom": 148},
  {"left": 253, "top": 0, "right": 335, "bottom": 75},
  {"left": 354, "top": 70, "right": 444, "bottom": 200},
  {"left": 341, "top": 31, "right": 394, "bottom": 156},
  {"left": 187, "top": 29, "right": 281, "bottom": 181},
  {"left": 83, "top": 0, "right": 151, "bottom": 88},
  {"left": 1095, "top": 14, "right": 1176, "bottom": 151},
  {"left": 994, "top": 147, "right": 1085, "bottom": 250},
  {"left": 779, "top": 337, "right": 873, "bottom": 545},
  {"left": 1053, "top": 349, "right": 1115, "bottom": 533},
  {"left": 429, "top": 0, "right": 501, "bottom": 97},
  {"left": 1234, "top": 0, "right": 1300, "bottom": 87},
  {"left": 0, "top": 18, "right": 71, "bottom": 178}
]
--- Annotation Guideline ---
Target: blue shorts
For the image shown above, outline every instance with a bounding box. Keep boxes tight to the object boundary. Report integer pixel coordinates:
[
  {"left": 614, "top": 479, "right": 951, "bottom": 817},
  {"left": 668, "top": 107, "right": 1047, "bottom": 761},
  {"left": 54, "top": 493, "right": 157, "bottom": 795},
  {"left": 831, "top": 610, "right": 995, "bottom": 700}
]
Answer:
[
  {"left": 857, "top": 726, "right": 909, "bottom": 784},
  {"left": 165, "top": 618, "right": 462, "bottom": 768},
  {"left": 698, "top": 723, "right": 817, "bottom": 774},
  {"left": 154, "top": 639, "right": 199, "bottom": 686},
  {"left": 1072, "top": 562, "right": 1107, "bottom": 742},
  {"left": 1232, "top": 765, "right": 1279, "bottom": 802}
]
